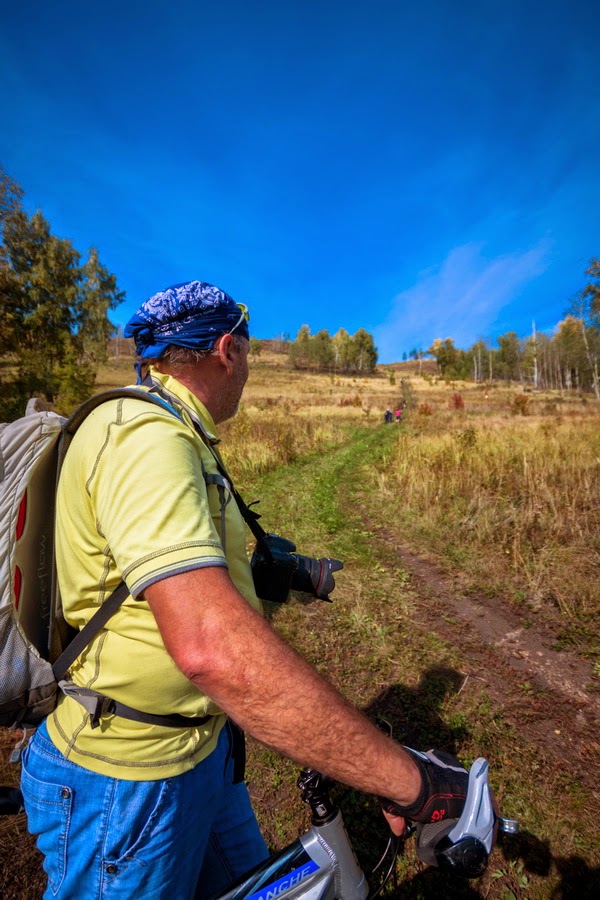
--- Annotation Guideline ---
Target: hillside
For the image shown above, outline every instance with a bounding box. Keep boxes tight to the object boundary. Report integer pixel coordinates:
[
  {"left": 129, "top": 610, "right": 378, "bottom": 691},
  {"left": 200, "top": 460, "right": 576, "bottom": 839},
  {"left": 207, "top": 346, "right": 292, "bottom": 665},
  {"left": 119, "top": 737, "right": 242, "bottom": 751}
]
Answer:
[{"left": 1, "top": 356, "right": 599, "bottom": 898}]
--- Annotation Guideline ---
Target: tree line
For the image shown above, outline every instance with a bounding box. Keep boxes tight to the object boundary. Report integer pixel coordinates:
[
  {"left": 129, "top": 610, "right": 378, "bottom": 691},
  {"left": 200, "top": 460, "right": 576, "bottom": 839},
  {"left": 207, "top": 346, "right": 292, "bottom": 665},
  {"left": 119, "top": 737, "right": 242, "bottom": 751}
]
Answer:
[
  {"left": 0, "top": 167, "right": 123, "bottom": 417},
  {"left": 288, "top": 325, "right": 378, "bottom": 374},
  {"left": 3, "top": 162, "right": 598, "bottom": 413},
  {"left": 419, "top": 261, "right": 600, "bottom": 400}
]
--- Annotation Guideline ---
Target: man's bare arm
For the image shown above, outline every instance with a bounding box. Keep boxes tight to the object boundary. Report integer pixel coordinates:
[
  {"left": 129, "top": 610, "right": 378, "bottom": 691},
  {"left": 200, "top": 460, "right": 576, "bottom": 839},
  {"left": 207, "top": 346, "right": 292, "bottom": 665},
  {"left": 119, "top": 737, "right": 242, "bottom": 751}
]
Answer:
[{"left": 145, "top": 567, "right": 420, "bottom": 819}]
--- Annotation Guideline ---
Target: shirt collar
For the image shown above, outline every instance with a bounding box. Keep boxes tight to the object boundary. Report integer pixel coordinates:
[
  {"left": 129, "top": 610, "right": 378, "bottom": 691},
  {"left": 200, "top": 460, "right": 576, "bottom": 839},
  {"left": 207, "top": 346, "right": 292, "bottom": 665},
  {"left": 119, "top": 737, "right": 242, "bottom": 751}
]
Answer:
[{"left": 145, "top": 367, "right": 221, "bottom": 445}]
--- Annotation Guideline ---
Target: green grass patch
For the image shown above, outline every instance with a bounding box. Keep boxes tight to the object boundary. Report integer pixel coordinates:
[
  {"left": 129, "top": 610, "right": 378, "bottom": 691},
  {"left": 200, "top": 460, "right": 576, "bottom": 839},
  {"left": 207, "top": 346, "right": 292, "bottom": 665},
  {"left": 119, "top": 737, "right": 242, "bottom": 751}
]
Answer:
[{"left": 234, "top": 419, "right": 600, "bottom": 896}]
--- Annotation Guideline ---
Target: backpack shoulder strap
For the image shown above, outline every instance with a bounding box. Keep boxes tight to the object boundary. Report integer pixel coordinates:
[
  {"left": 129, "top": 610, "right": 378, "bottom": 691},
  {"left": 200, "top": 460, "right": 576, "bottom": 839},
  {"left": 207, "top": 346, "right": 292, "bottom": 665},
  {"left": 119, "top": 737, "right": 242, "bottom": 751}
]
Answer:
[
  {"left": 52, "top": 583, "right": 210, "bottom": 730},
  {"left": 49, "top": 388, "right": 184, "bottom": 659},
  {"left": 58, "top": 388, "right": 183, "bottom": 467},
  {"left": 51, "top": 389, "right": 212, "bottom": 729},
  {"left": 52, "top": 582, "right": 131, "bottom": 680},
  {"left": 63, "top": 388, "right": 182, "bottom": 435}
]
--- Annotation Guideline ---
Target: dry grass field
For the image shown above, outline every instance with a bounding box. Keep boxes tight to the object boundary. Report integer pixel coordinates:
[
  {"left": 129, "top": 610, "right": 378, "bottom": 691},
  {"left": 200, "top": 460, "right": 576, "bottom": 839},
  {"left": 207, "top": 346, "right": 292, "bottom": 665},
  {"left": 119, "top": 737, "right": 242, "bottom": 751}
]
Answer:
[
  {"left": 2, "top": 351, "right": 599, "bottom": 898},
  {"left": 375, "top": 379, "right": 600, "bottom": 653},
  {"left": 95, "top": 351, "right": 404, "bottom": 479}
]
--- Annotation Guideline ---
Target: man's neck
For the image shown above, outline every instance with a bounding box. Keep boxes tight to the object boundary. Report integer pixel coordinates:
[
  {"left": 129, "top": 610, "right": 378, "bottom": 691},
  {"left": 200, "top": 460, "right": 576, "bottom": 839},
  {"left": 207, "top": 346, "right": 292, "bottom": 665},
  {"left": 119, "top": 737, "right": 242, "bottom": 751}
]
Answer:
[{"left": 154, "top": 362, "right": 227, "bottom": 424}]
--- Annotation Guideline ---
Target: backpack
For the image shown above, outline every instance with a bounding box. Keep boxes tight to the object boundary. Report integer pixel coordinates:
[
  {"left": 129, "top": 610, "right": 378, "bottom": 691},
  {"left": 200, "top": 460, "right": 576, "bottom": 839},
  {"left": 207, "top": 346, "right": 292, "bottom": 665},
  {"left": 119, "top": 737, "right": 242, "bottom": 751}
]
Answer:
[{"left": 0, "top": 389, "right": 213, "bottom": 731}]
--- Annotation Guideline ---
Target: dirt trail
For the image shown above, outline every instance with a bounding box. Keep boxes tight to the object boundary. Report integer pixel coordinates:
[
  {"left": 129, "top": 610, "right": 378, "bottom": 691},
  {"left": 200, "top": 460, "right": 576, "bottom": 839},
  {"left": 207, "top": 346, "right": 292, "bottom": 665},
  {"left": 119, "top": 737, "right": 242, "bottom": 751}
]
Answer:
[{"left": 374, "top": 528, "right": 600, "bottom": 797}]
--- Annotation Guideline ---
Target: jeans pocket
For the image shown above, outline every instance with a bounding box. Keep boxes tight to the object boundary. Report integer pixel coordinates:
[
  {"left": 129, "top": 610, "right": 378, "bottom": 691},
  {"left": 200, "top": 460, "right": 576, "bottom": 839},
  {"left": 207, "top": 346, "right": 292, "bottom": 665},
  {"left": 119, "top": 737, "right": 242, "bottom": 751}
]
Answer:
[
  {"left": 105, "top": 777, "right": 173, "bottom": 867},
  {"left": 21, "top": 758, "right": 74, "bottom": 896}
]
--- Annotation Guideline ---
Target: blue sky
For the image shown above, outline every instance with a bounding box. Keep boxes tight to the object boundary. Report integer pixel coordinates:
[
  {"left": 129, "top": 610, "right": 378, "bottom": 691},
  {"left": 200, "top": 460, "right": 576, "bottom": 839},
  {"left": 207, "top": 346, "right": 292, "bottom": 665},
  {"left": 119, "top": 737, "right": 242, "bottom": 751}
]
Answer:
[{"left": 1, "top": 1, "right": 598, "bottom": 362}]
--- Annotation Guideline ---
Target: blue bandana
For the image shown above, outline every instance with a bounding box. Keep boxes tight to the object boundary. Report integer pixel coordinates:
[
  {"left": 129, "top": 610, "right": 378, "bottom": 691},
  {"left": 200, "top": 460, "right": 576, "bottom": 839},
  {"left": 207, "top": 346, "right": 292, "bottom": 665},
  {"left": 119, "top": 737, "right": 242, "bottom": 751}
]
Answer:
[{"left": 124, "top": 280, "right": 250, "bottom": 359}]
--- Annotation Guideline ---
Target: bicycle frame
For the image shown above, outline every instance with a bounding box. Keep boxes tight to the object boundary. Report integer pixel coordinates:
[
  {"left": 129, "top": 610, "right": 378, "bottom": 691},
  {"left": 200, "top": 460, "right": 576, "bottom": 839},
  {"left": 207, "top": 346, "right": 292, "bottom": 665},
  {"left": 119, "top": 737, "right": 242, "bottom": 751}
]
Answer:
[
  {"left": 212, "top": 810, "right": 368, "bottom": 900},
  {"left": 211, "top": 768, "right": 368, "bottom": 899}
]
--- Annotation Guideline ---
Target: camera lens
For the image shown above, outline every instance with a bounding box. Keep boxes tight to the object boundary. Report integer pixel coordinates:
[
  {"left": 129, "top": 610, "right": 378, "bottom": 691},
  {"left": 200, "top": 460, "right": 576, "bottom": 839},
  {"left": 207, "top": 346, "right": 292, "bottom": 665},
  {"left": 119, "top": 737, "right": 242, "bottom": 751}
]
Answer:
[{"left": 291, "top": 555, "right": 343, "bottom": 600}]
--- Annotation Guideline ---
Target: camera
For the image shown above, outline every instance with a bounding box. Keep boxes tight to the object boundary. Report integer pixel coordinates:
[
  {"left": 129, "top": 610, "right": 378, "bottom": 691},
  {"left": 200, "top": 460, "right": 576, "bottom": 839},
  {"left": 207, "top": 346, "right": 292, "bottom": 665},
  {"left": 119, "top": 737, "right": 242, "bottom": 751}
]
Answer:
[{"left": 251, "top": 533, "right": 343, "bottom": 604}]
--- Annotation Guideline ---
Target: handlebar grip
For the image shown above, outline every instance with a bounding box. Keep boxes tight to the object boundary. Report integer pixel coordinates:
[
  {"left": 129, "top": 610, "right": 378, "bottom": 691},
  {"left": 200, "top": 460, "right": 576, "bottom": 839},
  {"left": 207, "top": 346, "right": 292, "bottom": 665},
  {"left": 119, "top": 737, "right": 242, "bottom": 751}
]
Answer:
[
  {"left": 415, "top": 818, "right": 457, "bottom": 867},
  {"left": 415, "top": 818, "right": 489, "bottom": 877}
]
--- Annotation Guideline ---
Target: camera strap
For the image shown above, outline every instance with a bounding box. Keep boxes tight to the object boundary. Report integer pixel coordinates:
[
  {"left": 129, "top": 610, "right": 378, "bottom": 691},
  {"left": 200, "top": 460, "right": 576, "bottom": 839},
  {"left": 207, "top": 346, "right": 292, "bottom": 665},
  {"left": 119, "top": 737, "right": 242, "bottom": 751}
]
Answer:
[
  {"left": 202, "top": 455, "right": 273, "bottom": 556},
  {"left": 144, "top": 379, "right": 273, "bottom": 555}
]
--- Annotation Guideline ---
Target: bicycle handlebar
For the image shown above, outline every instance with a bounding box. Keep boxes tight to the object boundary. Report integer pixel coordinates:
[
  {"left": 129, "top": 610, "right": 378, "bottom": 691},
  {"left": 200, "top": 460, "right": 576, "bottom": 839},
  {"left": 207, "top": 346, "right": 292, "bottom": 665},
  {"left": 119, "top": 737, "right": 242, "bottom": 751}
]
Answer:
[{"left": 414, "top": 757, "right": 517, "bottom": 877}]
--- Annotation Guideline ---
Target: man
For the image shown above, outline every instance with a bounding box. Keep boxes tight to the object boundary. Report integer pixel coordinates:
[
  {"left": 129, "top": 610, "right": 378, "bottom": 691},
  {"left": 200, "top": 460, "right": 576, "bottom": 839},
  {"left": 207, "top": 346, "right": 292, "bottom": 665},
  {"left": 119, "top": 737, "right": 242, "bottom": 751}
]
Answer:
[{"left": 21, "top": 280, "right": 468, "bottom": 898}]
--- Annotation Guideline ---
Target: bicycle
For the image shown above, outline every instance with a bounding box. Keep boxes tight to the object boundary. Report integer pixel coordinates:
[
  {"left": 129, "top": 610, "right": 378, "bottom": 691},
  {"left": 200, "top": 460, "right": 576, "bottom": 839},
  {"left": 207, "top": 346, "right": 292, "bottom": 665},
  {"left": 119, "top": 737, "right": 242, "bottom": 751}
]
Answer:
[
  {"left": 210, "top": 755, "right": 518, "bottom": 899},
  {"left": 0, "top": 750, "right": 517, "bottom": 899}
]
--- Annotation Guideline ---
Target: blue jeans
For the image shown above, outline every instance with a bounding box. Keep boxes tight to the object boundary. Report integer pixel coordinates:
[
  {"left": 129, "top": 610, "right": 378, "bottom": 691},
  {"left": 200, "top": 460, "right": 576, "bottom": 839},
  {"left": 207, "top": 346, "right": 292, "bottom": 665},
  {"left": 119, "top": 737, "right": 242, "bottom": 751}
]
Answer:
[{"left": 21, "top": 720, "right": 269, "bottom": 899}]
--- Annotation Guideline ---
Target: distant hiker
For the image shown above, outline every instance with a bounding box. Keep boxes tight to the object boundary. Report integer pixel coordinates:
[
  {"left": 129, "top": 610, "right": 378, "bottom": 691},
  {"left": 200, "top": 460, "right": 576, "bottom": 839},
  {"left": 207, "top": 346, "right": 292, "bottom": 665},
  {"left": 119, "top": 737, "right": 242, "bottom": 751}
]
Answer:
[
  {"left": 395, "top": 408, "right": 402, "bottom": 423},
  {"left": 20, "top": 279, "right": 469, "bottom": 899},
  {"left": 384, "top": 409, "right": 393, "bottom": 423}
]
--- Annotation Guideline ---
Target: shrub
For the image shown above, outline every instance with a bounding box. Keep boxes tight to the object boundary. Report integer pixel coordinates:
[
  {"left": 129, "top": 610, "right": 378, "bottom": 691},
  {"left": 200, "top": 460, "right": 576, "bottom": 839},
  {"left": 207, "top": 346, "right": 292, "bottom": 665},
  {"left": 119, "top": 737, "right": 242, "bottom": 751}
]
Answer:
[
  {"left": 418, "top": 403, "right": 433, "bottom": 416},
  {"left": 450, "top": 392, "right": 465, "bottom": 410},
  {"left": 455, "top": 427, "right": 478, "bottom": 449},
  {"left": 339, "top": 394, "right": 363, "bottom": 407},
  {"left": 511, "top": 394, "right": 529, "bottom": 416}
]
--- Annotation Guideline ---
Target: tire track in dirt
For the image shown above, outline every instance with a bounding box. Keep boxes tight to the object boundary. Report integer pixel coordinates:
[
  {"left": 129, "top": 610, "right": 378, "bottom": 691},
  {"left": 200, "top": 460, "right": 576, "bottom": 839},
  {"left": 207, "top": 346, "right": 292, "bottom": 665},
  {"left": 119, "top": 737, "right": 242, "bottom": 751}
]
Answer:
[{"left": 372, "top": 527, "right": 600, "bottom": 799}]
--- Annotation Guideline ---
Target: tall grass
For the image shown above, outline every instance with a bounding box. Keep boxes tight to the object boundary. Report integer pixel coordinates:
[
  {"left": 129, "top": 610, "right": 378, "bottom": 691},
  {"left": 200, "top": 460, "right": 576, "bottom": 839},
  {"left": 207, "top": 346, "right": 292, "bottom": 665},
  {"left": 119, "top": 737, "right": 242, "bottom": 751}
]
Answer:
[
  {"left": 221, "top": 408, "right": 358, "bottom": 481},
  {"left": 381, "top": 417, "right": 600, "bottom": 632},
  {"left": 216, "top": 352, "right": 399, "bottom": 479},
  {"left": 95, "top": 353, "right": 395, "bottom": 484}
]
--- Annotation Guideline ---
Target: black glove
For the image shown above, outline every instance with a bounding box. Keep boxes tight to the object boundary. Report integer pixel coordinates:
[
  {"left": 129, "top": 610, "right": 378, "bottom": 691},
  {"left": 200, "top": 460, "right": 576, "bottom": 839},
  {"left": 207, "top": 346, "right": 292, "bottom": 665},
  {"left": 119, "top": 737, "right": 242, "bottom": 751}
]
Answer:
[
  {"left": 381, "top": 748, "right": 468, "bottom": 825},
  {"left": 0, "top": 786, "right": 24, "bottom": 815}
]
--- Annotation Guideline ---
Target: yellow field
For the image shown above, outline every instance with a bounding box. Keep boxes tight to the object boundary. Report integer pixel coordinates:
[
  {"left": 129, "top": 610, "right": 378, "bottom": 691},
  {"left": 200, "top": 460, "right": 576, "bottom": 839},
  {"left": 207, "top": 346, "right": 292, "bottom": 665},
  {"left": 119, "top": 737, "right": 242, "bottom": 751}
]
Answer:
[
  {"left": 96, "top": 351, "right": 405, "bottom": 479},
  {"left": 97, "top": 351, "right": 600, "bottom": 636}
]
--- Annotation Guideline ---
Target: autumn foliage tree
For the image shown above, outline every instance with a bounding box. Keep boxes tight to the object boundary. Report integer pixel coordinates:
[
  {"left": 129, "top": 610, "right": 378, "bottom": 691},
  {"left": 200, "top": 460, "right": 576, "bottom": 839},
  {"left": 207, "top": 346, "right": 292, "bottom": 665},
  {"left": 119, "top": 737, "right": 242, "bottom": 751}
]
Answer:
[
  {"left": 427, "top": 338, "right": 470, "bottom": 379},
  {"left": 288, "top": 325, "right": 377, "bottom": 374},
  {"left": 568, "top": 258, "right": 600, "bottom": 400},
  {"left": 0, "top": 166, "right": 124, "bottom": 416},
  {"left": 425, "top": 260, "right": 600, "bottom": 399}
]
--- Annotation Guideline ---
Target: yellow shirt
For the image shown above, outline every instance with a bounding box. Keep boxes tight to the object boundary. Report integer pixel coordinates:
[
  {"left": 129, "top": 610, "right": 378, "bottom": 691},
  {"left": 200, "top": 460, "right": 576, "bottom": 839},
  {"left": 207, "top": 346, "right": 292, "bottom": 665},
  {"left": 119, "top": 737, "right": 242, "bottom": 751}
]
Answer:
[{"left": 47, "top": 369, "right": 262, "bottom": 779}]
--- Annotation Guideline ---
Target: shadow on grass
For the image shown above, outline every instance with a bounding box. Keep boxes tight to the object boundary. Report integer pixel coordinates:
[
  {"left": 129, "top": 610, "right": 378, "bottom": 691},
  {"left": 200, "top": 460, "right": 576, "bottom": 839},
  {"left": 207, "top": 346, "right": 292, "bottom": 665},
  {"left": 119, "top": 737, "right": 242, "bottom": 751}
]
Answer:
[
  {"left": 362, "top": 665, "right": 470, "bottom": 750},
  {"left": 334, "top": 666, "right": 599, "bottom": 898},
  {"left": 499, "top": 829, "right": 600, "bottom": 899}
]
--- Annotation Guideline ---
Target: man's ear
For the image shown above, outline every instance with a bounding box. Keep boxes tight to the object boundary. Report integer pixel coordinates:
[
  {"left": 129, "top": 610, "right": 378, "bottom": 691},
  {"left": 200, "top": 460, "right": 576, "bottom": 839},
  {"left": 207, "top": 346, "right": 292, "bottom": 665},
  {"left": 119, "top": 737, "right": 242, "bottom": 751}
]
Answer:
[{"left": 215, "top": 333, "right": 236, "bottom": 374}]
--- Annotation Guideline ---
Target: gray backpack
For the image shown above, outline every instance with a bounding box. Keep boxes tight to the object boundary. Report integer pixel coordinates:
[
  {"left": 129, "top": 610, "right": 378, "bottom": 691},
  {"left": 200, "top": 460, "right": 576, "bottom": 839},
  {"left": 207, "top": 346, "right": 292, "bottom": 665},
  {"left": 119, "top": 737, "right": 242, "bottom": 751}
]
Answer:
[{"left": 0, "top": 390, "right": 210, "bottom": 731}]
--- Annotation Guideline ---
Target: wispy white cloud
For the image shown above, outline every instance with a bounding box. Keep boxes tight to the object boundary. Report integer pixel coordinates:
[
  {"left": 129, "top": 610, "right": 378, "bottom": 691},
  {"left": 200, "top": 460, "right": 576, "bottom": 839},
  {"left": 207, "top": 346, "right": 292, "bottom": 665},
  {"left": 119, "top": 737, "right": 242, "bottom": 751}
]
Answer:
[{"left": 374, "top": 241, "right": 550, "bottom": 362}]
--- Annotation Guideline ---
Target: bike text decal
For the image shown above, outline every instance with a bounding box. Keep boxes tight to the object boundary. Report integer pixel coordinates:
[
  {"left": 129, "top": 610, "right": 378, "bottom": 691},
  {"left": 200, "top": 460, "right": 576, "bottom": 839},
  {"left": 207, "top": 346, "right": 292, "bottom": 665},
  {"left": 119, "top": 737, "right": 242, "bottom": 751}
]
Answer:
[{"left": 245, "top": 860, "right": 319, "bottom": 900}]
